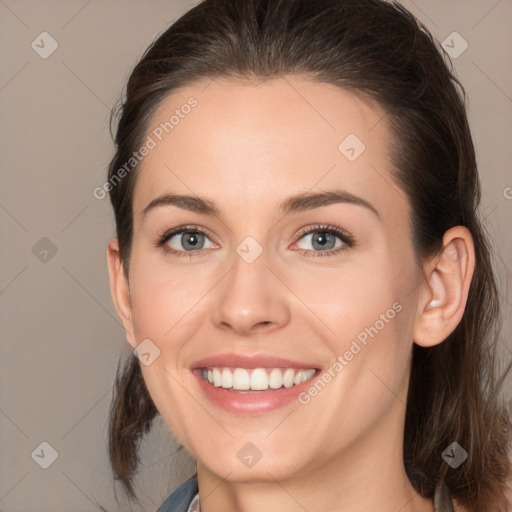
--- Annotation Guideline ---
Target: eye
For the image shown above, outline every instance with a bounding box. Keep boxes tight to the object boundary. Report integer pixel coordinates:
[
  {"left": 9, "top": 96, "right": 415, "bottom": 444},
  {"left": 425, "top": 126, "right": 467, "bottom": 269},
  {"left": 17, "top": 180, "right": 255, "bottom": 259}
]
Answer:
[
  {"left": 155, "top": 223, "right": 355, "bottom": 259},
  {"left": 157, "top": 225, "right": 216, "bottom": 258},
  {"left": 292, "top": 224, "right": 355, "bottom": 257}
]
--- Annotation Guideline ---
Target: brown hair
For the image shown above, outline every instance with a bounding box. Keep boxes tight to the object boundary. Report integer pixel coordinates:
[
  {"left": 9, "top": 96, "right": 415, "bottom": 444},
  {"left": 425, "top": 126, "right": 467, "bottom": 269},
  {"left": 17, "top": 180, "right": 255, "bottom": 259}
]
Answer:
[{"left": 104, "top": 0, "right": 512, "bottom": 510}]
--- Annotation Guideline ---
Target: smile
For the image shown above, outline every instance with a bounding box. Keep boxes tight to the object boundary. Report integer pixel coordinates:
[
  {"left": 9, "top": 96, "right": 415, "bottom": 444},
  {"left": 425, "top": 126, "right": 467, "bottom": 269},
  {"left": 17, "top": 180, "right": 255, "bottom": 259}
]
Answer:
[{"left": 201, "top": 367, "right": 317, "bottom": 391}]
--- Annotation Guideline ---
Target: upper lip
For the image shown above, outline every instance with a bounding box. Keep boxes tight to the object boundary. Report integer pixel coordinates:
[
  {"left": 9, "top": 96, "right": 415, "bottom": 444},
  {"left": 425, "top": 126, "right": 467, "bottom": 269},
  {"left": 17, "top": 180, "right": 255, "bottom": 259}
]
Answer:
[{"left": 190, "top": 353, "right": 320, "bottom": 370}]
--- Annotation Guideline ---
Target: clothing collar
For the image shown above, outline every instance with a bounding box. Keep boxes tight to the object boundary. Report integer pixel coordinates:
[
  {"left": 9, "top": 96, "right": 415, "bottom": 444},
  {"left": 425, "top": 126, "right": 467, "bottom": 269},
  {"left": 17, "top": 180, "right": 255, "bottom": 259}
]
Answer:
[{"left": 187, "top": 492, "right": 200, "bottom": 512}]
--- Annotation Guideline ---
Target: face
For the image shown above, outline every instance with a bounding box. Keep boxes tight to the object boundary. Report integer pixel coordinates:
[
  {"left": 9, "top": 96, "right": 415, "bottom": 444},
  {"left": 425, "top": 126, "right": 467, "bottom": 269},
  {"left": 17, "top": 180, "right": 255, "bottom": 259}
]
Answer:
[{"left": 114, "top": 76, "right": 425, "bottom": 484}]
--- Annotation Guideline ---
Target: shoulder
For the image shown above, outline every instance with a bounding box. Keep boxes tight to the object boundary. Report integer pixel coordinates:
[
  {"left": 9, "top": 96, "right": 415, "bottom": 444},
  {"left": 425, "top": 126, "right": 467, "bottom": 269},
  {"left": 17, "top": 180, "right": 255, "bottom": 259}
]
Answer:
[{"left": 156, "top": 476, "right": 199, "bottom": 512}]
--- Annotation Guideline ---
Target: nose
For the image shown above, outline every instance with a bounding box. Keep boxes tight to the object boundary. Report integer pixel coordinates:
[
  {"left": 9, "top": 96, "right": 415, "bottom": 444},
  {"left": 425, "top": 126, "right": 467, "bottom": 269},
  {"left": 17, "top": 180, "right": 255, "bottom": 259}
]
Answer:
[{"left": 211, "top": 246, "right": 291, "bottom": 337}]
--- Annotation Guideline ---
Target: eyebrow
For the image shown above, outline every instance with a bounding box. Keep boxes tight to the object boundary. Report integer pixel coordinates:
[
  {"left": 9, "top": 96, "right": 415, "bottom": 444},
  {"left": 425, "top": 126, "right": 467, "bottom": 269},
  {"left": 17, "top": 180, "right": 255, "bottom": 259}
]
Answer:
[{"left": 141, "top": 188, "right": 381, "bottom": 220}]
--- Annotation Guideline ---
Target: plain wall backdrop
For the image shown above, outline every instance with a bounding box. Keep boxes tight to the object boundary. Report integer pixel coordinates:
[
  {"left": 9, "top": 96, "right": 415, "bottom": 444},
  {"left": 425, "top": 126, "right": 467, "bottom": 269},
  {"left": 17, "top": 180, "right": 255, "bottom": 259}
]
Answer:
[{"left": 1, "top": 1, "right": 511, "bottom": 511}]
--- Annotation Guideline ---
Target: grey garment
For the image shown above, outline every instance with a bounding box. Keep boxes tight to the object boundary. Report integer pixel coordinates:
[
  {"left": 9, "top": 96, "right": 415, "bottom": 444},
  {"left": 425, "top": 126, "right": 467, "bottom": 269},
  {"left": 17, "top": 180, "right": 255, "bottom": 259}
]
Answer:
[
  {"left": 434, "top": 480, "right": 456, "bottom": 512},
  {"left": 156, "top": 475, "right": 455, "bottom": 511},
  {"left": 156, "top": 476, "right": 198, "bottom": 512}
]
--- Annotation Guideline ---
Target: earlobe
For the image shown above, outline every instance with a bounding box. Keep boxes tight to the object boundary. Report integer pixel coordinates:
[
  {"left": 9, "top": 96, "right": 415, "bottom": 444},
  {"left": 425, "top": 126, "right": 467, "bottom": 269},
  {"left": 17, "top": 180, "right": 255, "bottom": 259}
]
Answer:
[
  {"left": 106, "top": 238, "right": 137, "bottom": 348},
  {"left": 413, "top": 226, "right": 475, "bottom": 348}
]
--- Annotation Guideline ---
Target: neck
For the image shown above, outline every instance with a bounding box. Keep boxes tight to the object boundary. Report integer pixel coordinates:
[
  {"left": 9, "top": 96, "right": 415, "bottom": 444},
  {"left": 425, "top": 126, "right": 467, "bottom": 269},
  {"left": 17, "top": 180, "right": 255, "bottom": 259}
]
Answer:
[
  {"left": 197, "top": 459, "right": 433, "bottom": 512},
  {"left": 196, "top": 397, "right": 434, "bottom": 512}
]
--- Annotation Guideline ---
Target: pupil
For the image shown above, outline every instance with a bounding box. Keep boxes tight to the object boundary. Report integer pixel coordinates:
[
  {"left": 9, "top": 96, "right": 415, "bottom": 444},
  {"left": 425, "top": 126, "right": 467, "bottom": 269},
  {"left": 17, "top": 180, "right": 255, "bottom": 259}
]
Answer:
[
  {"left": 314, "top": 232, "right": 334, "bottom": 250},
  {"left": 183, "top": 232, "right": 202, "bottom": 249}
]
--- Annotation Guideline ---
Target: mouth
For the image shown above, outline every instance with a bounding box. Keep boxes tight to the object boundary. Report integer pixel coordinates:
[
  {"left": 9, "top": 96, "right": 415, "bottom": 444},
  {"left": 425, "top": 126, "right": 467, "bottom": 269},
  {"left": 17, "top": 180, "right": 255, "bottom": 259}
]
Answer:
[
  {"left": 195, "top": 366, "right": 318, "bottom": 392},
  {"left": 189, "top": 353, "right": 322, "bottom": 414}
]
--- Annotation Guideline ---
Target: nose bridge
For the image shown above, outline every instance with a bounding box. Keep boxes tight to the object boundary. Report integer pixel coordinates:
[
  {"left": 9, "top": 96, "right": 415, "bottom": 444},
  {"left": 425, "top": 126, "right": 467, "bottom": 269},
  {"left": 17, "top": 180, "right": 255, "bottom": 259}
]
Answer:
[{"left": 211, "top": 233, "right": 289, "bottom": 334}]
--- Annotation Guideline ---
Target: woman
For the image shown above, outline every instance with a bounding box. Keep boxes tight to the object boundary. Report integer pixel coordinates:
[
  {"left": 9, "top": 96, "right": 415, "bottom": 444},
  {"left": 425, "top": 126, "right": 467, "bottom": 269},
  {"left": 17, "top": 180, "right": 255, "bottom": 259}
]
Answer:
[{"left": 103, "top": 0, "right": 512, "bottom": 511}]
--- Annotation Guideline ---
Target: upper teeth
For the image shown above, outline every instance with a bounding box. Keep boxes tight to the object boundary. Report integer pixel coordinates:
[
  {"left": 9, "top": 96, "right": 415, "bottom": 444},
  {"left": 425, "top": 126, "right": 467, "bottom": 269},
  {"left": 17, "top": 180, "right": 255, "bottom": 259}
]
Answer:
[{"left": 202, "top": 367, "right": 316, "bottom": 391}]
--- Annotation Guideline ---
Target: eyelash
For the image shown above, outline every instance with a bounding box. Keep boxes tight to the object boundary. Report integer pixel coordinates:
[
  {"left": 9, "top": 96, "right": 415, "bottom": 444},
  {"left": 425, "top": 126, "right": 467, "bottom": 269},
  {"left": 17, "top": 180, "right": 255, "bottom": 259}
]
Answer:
[{"left": 155, "top": 224, "right": 356, "bottom": 259}]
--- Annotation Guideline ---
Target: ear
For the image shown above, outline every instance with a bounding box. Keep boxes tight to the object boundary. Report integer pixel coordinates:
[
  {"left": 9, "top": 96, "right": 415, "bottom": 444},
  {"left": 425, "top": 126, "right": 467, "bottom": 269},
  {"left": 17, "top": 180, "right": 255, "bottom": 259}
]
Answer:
[
  {"left": 107, "top": 238, "right": 137, "bottom": 349},
  {"left": 413, "top": 226, "right": 476, "bottom": 347}
]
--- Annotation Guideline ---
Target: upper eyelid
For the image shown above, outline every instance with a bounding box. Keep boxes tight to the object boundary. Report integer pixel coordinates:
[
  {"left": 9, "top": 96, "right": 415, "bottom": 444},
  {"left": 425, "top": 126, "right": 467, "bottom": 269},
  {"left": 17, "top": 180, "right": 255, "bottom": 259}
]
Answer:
[
  {"left": 160, "top": 224, "right": 216, "bottom": 243},
  {"left": 295, "top": 224, "right": 351, "bottom": 238}
]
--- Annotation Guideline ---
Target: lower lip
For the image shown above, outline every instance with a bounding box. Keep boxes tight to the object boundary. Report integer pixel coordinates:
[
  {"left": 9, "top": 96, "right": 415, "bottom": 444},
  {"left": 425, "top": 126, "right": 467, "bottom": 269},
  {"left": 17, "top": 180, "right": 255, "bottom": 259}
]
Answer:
[{"left": 192, "top": 370, "right": 318, "bottom": 415}]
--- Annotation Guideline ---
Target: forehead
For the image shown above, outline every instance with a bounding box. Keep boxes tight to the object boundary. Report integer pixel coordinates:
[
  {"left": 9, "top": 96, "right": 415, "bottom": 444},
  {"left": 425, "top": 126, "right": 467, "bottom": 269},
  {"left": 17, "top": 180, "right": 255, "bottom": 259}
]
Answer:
[{"left": 132, "top": 76, "right": 407, "bottom": 223}]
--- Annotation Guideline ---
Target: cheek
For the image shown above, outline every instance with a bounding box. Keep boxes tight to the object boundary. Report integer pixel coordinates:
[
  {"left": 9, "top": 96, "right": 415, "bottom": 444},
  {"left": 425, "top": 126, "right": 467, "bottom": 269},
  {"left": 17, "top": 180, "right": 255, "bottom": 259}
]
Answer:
[
  {"left": 127, "top": 256, "right": 208, "bottom": 444},
  {"left": 285, "top": 257, "right": 405, "bottom": 346},
  {"left": 292, "top": 256, "right": 415, "bottom": 402},
  {"left": 127, "top": 249, "right": 212, "bottom": 347}
]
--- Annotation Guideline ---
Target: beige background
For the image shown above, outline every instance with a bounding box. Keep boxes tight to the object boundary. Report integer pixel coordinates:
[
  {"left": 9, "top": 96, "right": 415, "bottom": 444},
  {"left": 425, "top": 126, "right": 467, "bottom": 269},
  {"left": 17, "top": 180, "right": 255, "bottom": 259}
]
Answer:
[{"left": 0, "top": 1, "right": 511, "bottom": 511}]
